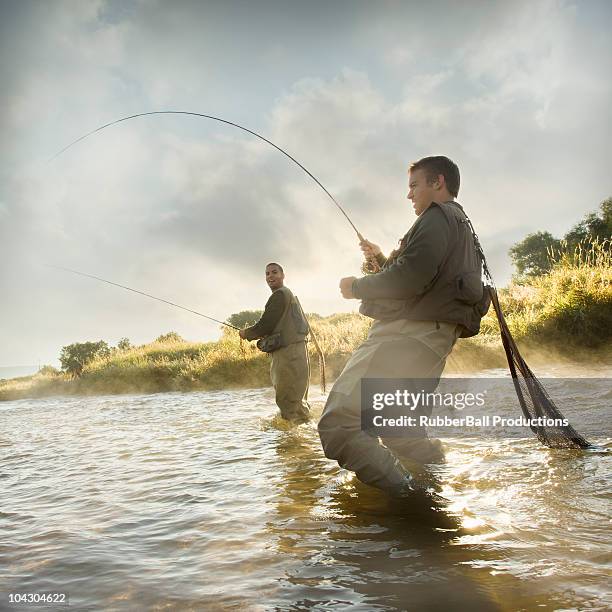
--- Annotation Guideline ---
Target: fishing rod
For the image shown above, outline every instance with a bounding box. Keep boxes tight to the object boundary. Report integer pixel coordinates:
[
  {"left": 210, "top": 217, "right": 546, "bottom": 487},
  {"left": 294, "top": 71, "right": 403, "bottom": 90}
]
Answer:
[
  {"left": 46, "top": 264, "right": 240, "bottom": 330},
  {"left": 51, "top": 110, "right": 366, "bottom": 242}
]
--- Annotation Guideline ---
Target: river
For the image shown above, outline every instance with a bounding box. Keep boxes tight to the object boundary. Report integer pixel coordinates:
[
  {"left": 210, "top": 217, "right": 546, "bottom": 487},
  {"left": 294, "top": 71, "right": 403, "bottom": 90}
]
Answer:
[{"left": 1, "top": 369, "right": 610, "bottom": 610}]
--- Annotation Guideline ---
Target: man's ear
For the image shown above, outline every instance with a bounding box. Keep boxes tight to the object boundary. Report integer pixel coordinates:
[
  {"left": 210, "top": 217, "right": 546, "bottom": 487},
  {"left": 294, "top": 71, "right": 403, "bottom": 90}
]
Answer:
[{"left": 434, "top": 174, "right": 445, "bottom": 191}]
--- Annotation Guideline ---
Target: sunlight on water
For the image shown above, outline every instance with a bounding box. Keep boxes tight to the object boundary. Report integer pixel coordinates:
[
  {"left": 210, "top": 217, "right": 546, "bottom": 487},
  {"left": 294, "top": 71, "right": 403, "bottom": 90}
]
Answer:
[{"left": 0, "top": 379, "right": 610, "bottom": 610}]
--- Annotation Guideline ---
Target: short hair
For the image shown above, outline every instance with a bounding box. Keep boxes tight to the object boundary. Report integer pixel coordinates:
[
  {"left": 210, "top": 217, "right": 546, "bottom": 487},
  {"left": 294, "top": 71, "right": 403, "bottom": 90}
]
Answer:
[
  {"left": 266, "top": 262, "right": 284, "bottom": 274},
  {"left": 410, "top": 156, "right": 460, "bottom": 197}
]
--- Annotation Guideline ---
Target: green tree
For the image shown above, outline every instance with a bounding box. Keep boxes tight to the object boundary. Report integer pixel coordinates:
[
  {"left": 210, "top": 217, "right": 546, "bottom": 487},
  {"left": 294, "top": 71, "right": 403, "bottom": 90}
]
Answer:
[
  {"left": 155, "top": 331, "right": 184, "bottom": 343},
  {"left": 564, "top": 197, "right": 612, "bottom": 248},
  {"left": 117, "top": 337, "right": 131, "bottom": 351},
  {"left": 509, "top": 231, "right": 561, "bottom": 276},
  {"left": 509, "top": 198, "right": 611, "bottom": 277},
  {"left": 59, "top": 341, "right": 110, "bottom": 377},
  {"left": 226, "top": 310, "right": 263, "bottom": 329},
  {"left": 601, "top": 197, "right": 612, "bottom": 228}
]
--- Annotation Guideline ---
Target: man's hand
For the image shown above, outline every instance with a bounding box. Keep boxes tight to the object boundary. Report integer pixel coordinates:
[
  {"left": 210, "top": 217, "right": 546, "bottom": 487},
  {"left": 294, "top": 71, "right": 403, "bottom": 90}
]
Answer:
[
  {"left": 239, "top": 329, "right": 247, "bottom": 339},
  {"left": 340, "top": 276, "right": 357, "bottom": 299},
  {"left": 360, "top": 238, "right": 382, "bottom": 258}
]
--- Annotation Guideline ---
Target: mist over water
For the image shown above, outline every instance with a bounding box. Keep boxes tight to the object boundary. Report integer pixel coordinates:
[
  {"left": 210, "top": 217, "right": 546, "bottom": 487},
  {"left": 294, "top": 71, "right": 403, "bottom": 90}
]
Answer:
[{"left": 1, "top": 375, "right": 610, "bottom": 610}]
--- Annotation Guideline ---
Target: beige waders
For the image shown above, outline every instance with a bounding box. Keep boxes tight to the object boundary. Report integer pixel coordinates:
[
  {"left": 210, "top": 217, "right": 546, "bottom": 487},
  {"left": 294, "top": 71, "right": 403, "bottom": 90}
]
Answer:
[
  {"left": 318, "top": 318, "right": 460, "bottom": 494},
  {"left": 271, "top": 340, "right": 310, "bottom": 423}
]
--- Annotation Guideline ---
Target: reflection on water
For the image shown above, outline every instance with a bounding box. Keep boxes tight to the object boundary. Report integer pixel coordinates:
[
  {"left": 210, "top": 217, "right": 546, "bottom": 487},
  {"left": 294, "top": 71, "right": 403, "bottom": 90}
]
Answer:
[{"left": 0, "top": 376, "right": 610, "bottom": 610}]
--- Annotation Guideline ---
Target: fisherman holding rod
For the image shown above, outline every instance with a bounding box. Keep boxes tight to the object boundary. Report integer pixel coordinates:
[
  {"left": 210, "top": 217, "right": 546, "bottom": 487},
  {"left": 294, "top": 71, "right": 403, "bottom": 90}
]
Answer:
[
  {"left": 318, "top": 156, "right": 491, "bottom": 496},
  {"left": 239, "top": 263, "right": 311, "bottom": 424},
  {"left": 52, "top": 113, "right": 589, "bottom": 453}
]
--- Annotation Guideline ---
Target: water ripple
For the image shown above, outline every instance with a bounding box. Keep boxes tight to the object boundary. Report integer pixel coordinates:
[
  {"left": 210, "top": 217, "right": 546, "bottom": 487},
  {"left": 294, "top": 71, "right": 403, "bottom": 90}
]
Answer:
[{"left": 1, "top": 382, "right": 610, "bottom": 610}]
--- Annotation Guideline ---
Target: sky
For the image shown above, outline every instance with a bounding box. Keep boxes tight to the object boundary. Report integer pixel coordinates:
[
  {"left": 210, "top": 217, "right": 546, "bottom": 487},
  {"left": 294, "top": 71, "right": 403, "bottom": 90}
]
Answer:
[{"left": 1, "top": 0, "right": 611, "bottom": 366}]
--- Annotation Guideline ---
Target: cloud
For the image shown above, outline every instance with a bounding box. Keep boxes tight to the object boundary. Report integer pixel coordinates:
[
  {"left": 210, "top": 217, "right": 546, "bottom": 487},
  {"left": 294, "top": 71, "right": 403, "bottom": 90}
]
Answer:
[{"left": 1, "top": 0, "right": 610, "bottom": 364}]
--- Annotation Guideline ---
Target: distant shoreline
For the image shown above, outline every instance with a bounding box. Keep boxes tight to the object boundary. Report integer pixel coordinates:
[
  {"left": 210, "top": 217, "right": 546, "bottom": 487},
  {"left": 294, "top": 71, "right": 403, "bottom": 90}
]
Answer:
[
  {"left": 2, "top": 241, "right": 610, "bottom": 402},
  {"left": 1, "top": 324, "right": 609, "bottom": 402}
]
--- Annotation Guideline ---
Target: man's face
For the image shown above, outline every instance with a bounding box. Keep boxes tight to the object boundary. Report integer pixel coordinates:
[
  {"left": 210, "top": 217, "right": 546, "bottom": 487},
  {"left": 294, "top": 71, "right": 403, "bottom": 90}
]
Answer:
[
  {"left": 407, "top": 168, "right": 438, "bottom": 216},
  {"left": 265, "top": 265, "right": 284, "bottom": 291}
]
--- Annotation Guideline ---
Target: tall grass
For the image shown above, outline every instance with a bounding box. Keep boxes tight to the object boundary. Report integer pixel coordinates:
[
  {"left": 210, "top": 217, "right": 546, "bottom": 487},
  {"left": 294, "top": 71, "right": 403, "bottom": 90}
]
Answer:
[
  {"left": 1, "top": 242, "right": 608, "bottom": 401},
  {"left": 480, "top": 240, "right": 611, "bottom": 347}
]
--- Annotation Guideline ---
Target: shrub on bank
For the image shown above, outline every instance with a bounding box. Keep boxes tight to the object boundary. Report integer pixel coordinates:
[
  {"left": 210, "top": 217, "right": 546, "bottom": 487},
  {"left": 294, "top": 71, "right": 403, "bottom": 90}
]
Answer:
[{"left": 481, "top": 240, "right": 611, "bottom": 348}]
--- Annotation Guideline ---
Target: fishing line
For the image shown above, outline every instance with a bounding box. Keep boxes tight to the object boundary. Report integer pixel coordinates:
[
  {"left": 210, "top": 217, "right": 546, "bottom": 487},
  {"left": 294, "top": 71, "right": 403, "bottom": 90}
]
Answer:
[
  {"left": 51, "top": 110, "right": 366, "bottom": 241},
  {"left": 45, "top": 264, "right": 239, "bottom": 330},
  {"left": 49, "top": 116, "right": 590, "bottom": 448}
]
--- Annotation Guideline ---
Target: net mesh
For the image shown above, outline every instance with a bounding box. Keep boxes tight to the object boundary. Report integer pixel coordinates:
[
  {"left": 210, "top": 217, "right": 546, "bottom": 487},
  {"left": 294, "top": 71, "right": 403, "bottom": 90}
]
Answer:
[
  {"left": 467, "top": 218, "right": 592, "bottom": 450},
  {"left": 488, "top": 287, "right": 591, "bottom": 448}
]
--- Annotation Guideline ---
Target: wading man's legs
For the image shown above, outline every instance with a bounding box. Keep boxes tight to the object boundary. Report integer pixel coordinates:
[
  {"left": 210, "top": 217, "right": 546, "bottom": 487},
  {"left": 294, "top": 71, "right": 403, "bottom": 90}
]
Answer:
[
  {"left": 318, "top": 320, "right": 458, "bottom": 494},
  {"left": 271, "top": 342, "right": 311, "bottom": 423}
]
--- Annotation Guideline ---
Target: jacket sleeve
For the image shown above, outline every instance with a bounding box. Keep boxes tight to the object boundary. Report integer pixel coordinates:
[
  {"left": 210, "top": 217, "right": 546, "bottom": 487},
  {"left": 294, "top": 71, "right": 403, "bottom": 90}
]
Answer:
[
  {"left": 352, "top": 206, "right": 451, "bottom": 300},
  {"left": 243, "top": 290, "right": 287, "bottom": 340}
]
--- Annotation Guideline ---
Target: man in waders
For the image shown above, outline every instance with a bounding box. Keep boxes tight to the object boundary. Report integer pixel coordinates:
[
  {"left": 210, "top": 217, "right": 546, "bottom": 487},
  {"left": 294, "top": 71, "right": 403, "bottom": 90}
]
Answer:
[
  {"left": 239, "top": 263, "right": 311, "bottom": 423},
  {"left": 318, "top": 156, "right": 489, "bottom": 496}
]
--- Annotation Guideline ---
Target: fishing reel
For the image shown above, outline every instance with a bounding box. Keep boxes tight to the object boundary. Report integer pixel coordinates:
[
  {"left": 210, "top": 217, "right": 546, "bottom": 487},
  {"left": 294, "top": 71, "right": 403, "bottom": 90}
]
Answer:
[
  {"left": 358, "top": 232, "right": 382, "bottom": 275},
  {"left": 361, "top": 256, "right": 381, "bottom": 275}
]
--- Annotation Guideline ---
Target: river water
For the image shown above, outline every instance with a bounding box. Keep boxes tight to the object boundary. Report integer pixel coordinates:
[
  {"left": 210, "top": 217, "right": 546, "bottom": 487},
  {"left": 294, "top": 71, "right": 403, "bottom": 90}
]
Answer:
[{"left": 1, "top": 370, "right": 610, "bottom": 611}]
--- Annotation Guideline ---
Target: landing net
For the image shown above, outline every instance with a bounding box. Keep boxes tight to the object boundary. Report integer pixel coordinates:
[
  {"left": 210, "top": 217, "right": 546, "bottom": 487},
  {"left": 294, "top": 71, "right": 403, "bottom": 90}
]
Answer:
[{"left": 467, "top": 218, "right": 591, "bottom": 449}]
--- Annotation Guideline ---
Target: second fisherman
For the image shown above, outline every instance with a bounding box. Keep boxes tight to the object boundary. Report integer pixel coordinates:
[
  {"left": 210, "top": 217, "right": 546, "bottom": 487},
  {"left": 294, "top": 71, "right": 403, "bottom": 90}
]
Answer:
[{"left": 239, "top": 263, "right": 311, "bottom": 423}]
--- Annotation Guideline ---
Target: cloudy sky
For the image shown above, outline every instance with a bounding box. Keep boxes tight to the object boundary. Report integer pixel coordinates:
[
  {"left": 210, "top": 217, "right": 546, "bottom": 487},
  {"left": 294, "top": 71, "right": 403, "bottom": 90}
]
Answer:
[{"left": 1, "top": 0, "right": 611, "bottom": 367}]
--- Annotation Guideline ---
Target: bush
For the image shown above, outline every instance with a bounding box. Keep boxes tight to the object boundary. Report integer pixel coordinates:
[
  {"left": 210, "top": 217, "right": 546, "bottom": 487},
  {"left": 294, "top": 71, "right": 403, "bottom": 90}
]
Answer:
[
  {"left": 226, "top": 310, "right": 264, "bottom": 329},
  {"left": 509, "top": 198, "right": 612, "bottom": 277},
  {"left": 501, "top": 240, "right": 611, "bottom": 347},
  {"left": 38, "top": 365, "right": 60, "bottom": 376},
  {"left": 59, "top": 341, "right": 111, "bottom": 377},
  {"left": 509, "top": 231, "right": 560, "bottom": 277},
  {"left": 117, "top": 337, "right": 131, "bottom": 351},
  {"left": 155, "top": 331, "right": 184, "bottom": 343}
]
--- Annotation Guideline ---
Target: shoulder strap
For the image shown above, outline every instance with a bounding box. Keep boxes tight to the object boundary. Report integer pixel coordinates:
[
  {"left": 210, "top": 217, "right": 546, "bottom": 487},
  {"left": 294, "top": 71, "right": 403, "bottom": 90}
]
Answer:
[{"left": 457, "top": 208, "right": 495, "bottom": 287}]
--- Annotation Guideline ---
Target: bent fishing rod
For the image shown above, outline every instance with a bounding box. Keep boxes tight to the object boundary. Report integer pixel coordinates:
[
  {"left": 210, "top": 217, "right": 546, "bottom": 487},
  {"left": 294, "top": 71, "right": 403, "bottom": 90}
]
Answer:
[
  {"left": 46, "top": 264, "right": 240, "bottom": 330},
  {"left": 52, "top": 110, "right": 366, "bottom": 242}
]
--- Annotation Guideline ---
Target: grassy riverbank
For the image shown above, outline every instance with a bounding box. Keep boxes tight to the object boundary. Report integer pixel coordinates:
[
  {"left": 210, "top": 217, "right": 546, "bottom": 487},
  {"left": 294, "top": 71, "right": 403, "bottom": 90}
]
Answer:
[{"left": 2, "top": 244, "right": 610, "bottom": 401}]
